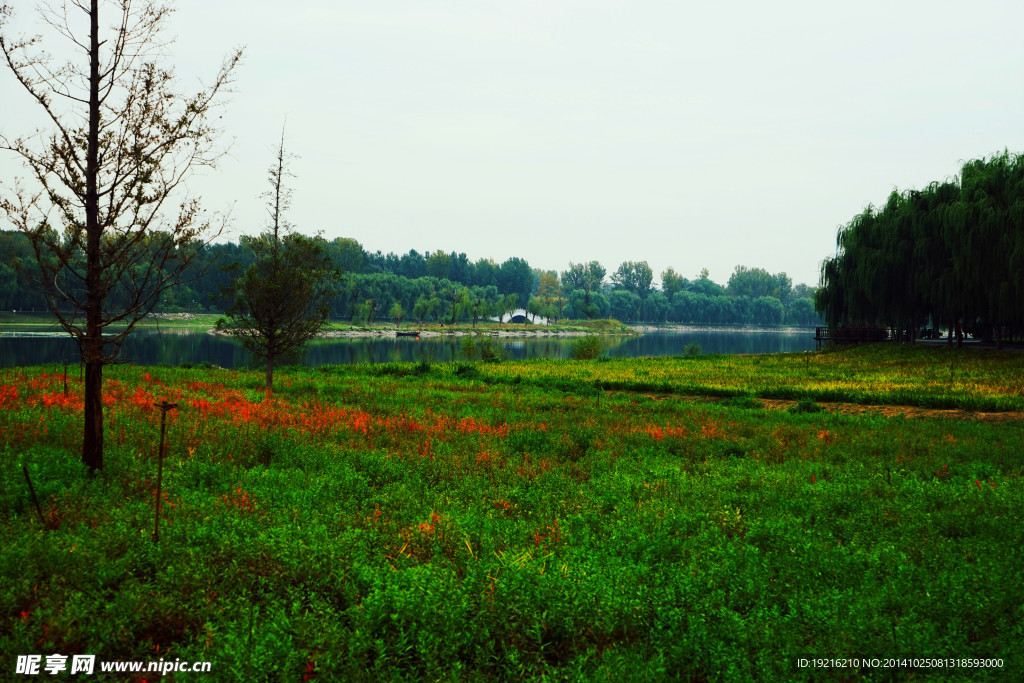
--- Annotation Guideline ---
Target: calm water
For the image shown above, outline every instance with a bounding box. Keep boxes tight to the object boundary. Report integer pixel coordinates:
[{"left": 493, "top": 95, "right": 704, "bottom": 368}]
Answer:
[{"left": 0, "top": 328, "right": 817, "bottom": 369}]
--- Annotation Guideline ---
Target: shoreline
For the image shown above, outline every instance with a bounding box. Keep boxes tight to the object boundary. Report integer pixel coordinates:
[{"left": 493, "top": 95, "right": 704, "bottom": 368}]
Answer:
[
  {"left": 208, "top": 324, "right": 819, "bottom": 339},
  {"left": 2, "top": 322, "right": 818, "bottom": 340},
  {"left": 209, "top": 327, "right": 610, "bottom": 339},
  {"left": 628, "top": 324, "right": 817, "bottom": 334}
]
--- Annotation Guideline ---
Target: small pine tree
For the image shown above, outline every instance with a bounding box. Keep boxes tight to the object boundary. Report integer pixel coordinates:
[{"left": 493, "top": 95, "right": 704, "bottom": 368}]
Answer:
[{"left": 224, "top": 131, "right": 340, "bottom": 393}]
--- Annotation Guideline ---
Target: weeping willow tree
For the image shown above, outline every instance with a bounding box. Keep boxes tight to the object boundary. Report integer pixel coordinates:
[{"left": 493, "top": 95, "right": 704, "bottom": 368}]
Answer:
[
  {"left": 914, "top": 181, "right": 960, "bottom": 341},
  {"left": 817, "top": 151, "right": 1024, "bottom": 347}
]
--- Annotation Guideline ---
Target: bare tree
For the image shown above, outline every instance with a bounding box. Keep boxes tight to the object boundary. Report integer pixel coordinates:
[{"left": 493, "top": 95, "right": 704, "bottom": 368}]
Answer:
[
  {"left": 0, "top": 1, "right": 242, "bottom": 471},
  {"left": 223, "top": 131, "right": 341, "bottom": 394}
]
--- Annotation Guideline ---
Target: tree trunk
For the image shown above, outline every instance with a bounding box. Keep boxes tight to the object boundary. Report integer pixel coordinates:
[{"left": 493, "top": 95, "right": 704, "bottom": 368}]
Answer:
[
  {"left": 82, "top": 0, "right": 104, "bottom": 472},
  {"left": 82, "top": 343, "right": 104, "bottom": 472},
  {"left": 265, "top": 352, "right": 274, "bottom": 395}
]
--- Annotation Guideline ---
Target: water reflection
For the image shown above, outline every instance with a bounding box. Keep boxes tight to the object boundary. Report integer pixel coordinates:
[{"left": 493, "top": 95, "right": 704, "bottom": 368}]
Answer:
[{"left": 0, "top": 328, "right": 817, "bottom": 369}]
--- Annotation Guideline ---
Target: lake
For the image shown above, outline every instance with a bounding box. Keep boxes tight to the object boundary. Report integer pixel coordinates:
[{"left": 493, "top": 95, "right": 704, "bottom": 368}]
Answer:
[{"left": 0, "top": 327, "right": 818, "bottom": 369}]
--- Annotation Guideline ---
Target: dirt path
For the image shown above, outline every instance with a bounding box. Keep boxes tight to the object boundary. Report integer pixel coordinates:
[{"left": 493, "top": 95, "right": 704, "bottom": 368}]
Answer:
[
  {"left": 756, "top": 398, "right": 1024, "bottom": 423},
  {"left": 618, "top": 391, "right": 1024, "bottom": 423}
]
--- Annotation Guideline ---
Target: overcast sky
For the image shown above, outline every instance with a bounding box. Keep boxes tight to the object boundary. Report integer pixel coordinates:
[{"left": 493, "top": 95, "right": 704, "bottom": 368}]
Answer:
[{"left": 3, "top": 0, "right": 1023, "bottom": 288}]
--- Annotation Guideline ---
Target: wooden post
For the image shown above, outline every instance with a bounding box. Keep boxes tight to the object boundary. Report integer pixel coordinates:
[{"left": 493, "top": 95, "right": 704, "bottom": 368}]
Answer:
[
  {"left": 153, "top": 400, "right": 178, "bottom": 543},
  {"left": 22, "top": 465, "right": 48, "bottom": 530}
]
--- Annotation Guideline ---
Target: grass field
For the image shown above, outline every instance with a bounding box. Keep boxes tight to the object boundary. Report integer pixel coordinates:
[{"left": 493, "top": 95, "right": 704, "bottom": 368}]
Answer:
[
  {"left": 1, "top": 346, "right": 1021, "bottom": 681},
  {"left": 477, "top": 343, "right": 1024, "bottom": 412}
]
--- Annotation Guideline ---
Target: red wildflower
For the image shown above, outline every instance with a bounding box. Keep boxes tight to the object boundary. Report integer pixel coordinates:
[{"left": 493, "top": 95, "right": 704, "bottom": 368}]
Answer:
[{"left": 0, "top": 384, "right": 18, "bottom": 407}]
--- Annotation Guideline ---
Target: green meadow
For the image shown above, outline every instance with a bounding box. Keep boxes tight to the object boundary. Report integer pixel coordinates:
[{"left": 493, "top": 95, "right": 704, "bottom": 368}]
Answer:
[{"left": 1, "top": 345, "right": 1021, "bottom": 681}]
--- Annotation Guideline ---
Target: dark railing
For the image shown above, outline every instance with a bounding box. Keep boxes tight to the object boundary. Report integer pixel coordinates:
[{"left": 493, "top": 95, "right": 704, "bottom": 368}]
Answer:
[{"left": 814, "top": 326, "right": 891, "bottom": 349}]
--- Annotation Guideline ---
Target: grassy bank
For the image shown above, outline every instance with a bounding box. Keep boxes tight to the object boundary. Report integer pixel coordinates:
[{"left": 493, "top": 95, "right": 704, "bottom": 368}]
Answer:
[
  {"left": 0, "top": 311, "right": 224, "bottom": 332},
  {"left": 1, "top": 349, "right": 1021, "bottom": 681},
  {"left": 472, "top": 343, "right": 1024, "bottom": 412}
]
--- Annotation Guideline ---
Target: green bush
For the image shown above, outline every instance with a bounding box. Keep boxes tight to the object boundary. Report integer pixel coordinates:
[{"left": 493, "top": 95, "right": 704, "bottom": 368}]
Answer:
[
  {"left": 460, "top": 336, "right": 478, "bottom": 360},
  {"left": 461, "top": 336, "right": 504, "bottom": 362},
  {"left": 570, "top": 336, "right": 603, "bottom": 360},
  {"left": 788, "top": 398, "right": 823, "bottom": 413},
  {"left": 478, "top": 337, "right": 504, "bottom": 362},
  {"left": 721, "top": 396, "right": 761, "bottom": 410},
  {"left": 453, "top": 363, "right": 481, "bottom": 379}
]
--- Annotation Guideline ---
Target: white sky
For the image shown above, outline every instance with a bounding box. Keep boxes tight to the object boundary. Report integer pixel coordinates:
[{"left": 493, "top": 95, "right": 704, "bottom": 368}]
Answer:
[{"left": 3, "top": 0, "right": 1023, "bottom": 288}]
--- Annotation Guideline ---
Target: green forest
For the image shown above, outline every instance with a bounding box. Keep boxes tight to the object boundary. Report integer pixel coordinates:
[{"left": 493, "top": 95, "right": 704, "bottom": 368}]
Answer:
[
  {"left": 0, "top": 231, "right": 822, "bottom": 327},
  {"left": 7, "top": 150, "right": 1024, "bottom": 337}
]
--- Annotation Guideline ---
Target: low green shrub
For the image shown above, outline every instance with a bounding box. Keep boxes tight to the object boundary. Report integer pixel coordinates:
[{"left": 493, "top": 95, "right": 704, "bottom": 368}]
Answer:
[
  {"left": 453, "top": 363, "right": 481, "bottom": 379},
  {"left": 721, "top": 396, "right": 762, "bottom": 410},
  {"left": 478, "top": 337, "right": 504, "bottom": 362},
  {"left": 788, "top": 398, "right": 823, "bottom": 413},
  {"left": 460, "top": 336, "right": 478, "bottom": 360},
  {"left": 570, "top": 336, "right": 603, "bottom": 360}
]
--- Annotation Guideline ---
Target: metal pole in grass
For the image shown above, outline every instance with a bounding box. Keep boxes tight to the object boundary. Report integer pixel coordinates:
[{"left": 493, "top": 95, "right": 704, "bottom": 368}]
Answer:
[
  {"left": 153, "top": 400, "right": 178, "bottom": 543},
  {"left": 22, "top": 465, "right": 48, "bottom": 530}
]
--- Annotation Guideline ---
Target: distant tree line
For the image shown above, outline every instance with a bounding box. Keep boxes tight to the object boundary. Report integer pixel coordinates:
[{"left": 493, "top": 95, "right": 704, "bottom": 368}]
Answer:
[
  {"left": 815, "top": 151, "right": 1024, "bottom": 346},
  {"left": 1, "top": 230, "right": 821, "bottom": 326}
]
